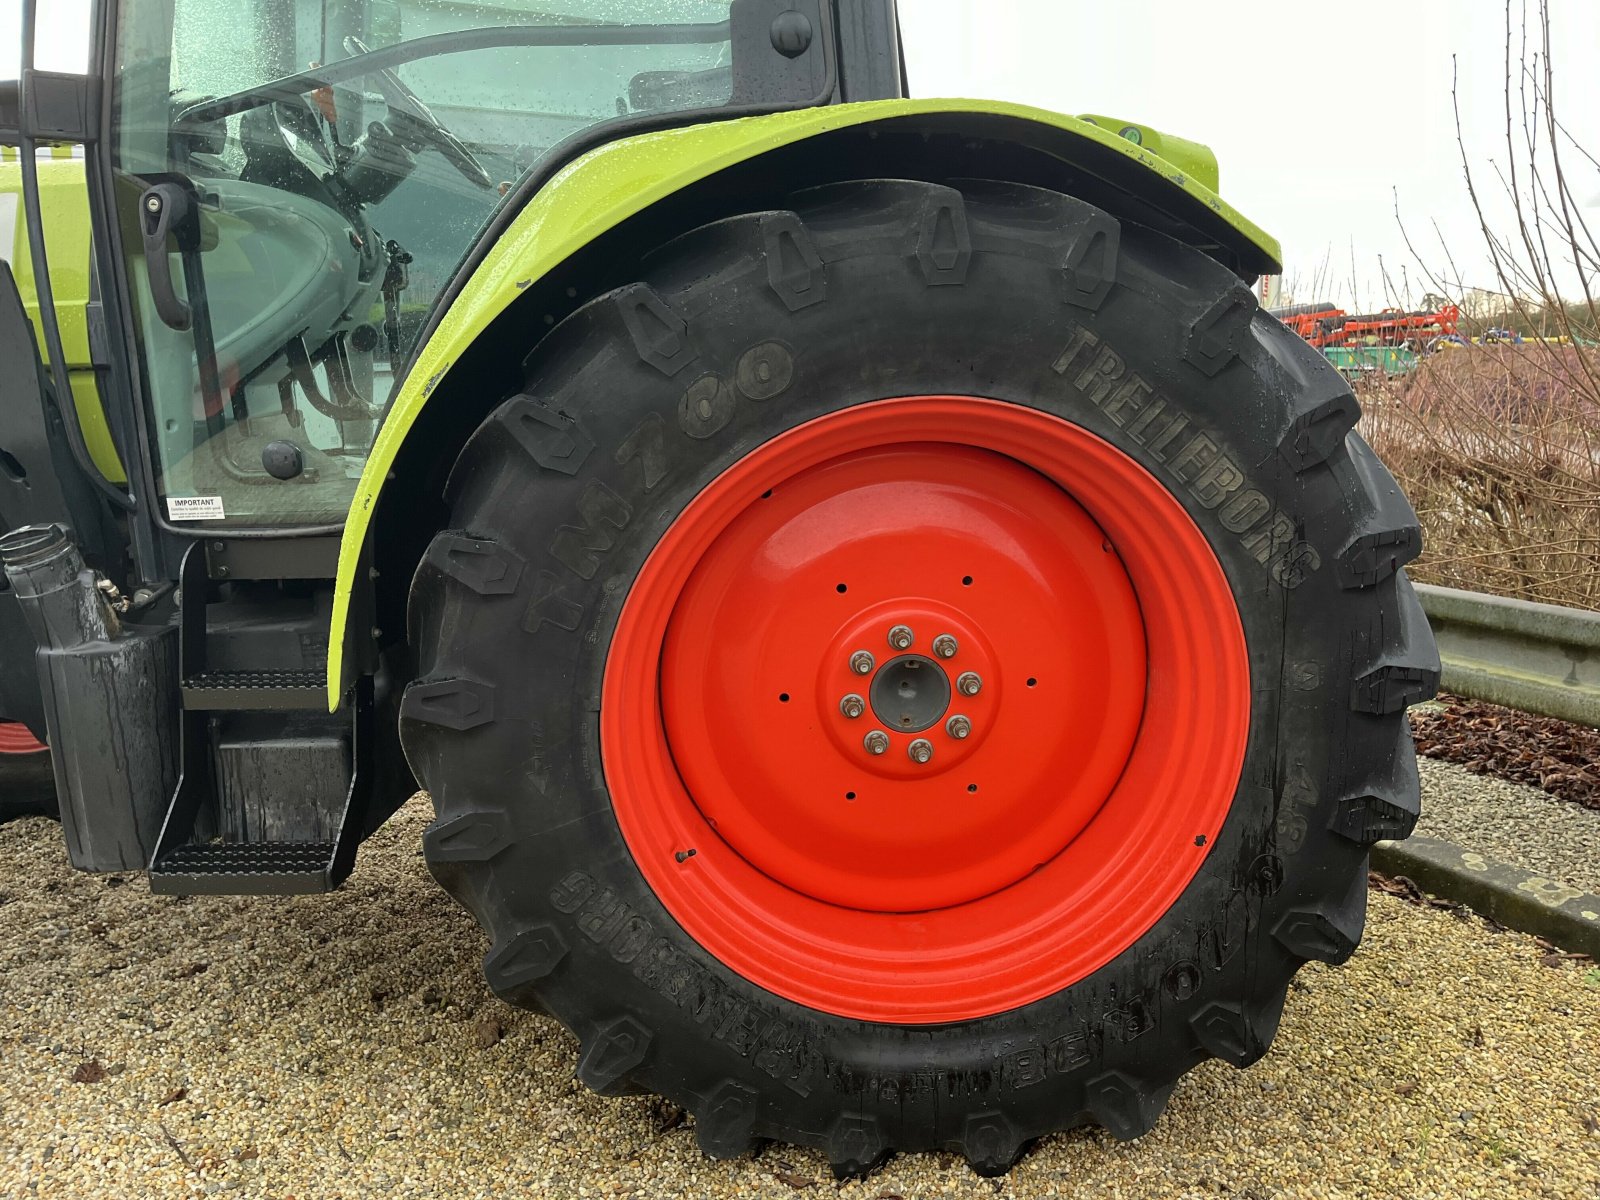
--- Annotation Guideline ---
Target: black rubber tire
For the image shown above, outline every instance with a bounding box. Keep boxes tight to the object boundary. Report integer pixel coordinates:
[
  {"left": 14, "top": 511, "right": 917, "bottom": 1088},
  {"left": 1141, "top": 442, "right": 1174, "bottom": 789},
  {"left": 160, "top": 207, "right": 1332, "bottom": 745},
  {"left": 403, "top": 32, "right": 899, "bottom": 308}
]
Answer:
[{"left": 401, "top": 179, "right": 1439, "bottom": 1175}]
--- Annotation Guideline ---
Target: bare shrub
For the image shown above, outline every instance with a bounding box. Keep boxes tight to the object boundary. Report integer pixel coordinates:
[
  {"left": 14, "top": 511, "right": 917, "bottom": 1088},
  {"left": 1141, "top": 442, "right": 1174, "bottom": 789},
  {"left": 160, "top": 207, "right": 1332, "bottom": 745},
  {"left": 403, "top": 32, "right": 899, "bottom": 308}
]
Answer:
[
  {"left": 1366, "top": 0, "right": 1600, "bottom": 609},
  {"left": 1359, "top": 347, "right": 1600, "bottom": 609}
]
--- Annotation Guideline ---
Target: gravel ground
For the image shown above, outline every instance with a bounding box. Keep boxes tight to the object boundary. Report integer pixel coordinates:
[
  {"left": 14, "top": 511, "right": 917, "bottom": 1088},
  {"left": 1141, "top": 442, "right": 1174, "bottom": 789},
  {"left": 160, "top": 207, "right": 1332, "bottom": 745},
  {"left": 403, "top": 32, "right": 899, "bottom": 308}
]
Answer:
[
  {"left": 1416, "top": 756, "right": 1600, "bottom": 895},
  {"left": 3, "top": 798, "right": 1599, "bottom": 1200}
]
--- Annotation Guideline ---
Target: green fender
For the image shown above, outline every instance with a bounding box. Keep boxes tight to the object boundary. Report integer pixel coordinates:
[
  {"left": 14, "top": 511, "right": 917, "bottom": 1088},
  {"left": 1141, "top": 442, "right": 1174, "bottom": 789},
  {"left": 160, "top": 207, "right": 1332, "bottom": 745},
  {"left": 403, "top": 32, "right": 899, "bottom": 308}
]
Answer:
[{"left": 326, "top": 97, "right": 1282, "bottom": 708}]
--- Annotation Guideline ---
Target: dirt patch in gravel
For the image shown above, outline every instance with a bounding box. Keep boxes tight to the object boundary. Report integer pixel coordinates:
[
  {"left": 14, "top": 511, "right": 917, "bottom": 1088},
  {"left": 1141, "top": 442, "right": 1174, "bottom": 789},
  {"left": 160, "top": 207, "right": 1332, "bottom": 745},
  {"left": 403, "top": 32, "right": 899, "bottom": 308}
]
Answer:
[
  {"left": 1412, "top": 691, "right": 1600, "bottom": 812},
  {"left": 3, "top": 798, "right": 1600, "bottom": 1199}
]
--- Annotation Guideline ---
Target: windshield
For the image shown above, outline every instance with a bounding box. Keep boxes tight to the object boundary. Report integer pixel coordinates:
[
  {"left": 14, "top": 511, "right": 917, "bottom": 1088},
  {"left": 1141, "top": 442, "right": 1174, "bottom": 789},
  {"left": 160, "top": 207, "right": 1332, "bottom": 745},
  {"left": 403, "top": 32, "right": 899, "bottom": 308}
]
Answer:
[{"left": 110, "top": 0, "right": 780, "bottom": 527}]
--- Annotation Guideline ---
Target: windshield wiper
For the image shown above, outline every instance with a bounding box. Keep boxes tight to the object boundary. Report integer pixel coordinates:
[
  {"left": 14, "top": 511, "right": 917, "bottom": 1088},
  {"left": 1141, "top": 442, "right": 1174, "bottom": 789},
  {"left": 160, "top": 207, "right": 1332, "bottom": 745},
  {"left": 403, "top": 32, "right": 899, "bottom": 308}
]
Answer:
[{"left": 179, "top": 21, "right": 733, "bottom": 127}]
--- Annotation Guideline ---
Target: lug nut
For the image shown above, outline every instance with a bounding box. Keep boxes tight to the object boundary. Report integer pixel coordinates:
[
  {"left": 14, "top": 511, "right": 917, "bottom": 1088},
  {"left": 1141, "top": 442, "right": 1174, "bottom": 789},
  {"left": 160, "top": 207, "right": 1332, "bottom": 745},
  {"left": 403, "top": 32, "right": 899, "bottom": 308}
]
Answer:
[
  {"left": 956, "top": 671, "right": 983, "bottom": 697},
  {"left": 839, "top": 693, "right": 866, "bottom": 719},
  {"left": 850, "top": 650, "right": 875, "bottom": 676},
  {"left": 932, "top": 634, "right": 958, "bottom": 659},
  {"left": 907, "top": 738, "right": 934, "bottom": 764},
  {"left": 887, "top": 624, "right": 914, "bottom": 651},
  {"left": 864, "top": 730, "right": 890, "bottom": 755},
  {"left": 946, "top": 714, "right": 971, "bottom": 739}
]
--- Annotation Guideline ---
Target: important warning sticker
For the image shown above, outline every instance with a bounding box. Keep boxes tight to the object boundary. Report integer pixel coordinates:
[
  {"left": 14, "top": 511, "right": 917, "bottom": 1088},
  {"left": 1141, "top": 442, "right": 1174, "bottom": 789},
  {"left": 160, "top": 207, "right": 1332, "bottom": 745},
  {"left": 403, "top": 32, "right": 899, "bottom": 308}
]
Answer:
[{"left": 165, "top": 495, "right": 227, "bottom": 521}]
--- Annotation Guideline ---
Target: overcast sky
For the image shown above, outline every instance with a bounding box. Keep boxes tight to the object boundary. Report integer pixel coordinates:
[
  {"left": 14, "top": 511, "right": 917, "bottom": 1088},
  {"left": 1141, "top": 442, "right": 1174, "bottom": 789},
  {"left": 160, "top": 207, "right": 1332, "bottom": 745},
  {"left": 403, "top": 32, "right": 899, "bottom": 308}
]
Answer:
[
  {"left": 900, "top": 0, "right": 1600, "bottom": 308},
  {"left": 6, "top": 0, "right": 1598, "bottom": 307}
]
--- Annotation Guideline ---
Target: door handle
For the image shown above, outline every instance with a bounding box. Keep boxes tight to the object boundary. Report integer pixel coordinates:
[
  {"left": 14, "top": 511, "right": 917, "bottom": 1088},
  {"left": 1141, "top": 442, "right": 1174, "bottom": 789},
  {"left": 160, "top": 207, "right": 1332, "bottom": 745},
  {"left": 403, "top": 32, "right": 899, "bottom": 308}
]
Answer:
[{"left": 138, "top": 182, "right": 195, "bottom": 331}]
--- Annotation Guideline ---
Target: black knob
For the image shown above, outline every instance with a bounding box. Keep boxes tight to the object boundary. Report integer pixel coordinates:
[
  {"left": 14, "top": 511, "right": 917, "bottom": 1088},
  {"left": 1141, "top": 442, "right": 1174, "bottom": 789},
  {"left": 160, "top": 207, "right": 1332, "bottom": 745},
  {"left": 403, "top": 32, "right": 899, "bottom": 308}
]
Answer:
[
  {"left": 770, "top": 11, "right": 813, "bottom": 57},
  {"left": 261, "top": 440, "right": 305, "bottom": 480}
]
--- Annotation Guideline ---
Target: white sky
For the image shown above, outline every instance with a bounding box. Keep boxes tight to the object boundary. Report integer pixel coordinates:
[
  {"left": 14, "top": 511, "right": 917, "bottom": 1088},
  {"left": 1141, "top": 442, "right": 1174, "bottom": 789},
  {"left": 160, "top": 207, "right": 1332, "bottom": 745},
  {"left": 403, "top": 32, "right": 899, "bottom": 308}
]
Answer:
[
  {"left": 5, "top": 0, "right": 1598, "bottom": 307},
  {"left": 899, "top": 0, "right": 1600, "bottom": 308}
]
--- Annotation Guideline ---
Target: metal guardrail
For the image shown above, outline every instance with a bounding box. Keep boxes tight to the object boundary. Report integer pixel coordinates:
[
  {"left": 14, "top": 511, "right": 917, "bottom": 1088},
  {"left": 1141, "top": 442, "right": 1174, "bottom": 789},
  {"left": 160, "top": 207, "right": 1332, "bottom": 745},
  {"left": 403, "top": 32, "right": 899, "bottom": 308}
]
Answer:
[{"left": 1415, "top": 583, "right": 1600, "bottom": 727}]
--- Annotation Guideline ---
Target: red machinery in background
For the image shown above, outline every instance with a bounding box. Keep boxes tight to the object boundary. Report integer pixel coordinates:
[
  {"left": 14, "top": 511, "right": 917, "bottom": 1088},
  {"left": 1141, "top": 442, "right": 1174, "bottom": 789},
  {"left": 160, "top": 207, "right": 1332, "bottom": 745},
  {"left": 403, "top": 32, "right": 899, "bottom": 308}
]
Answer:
[{"left": 1270, "top": 299, "right": 1461, "bottom": 348}]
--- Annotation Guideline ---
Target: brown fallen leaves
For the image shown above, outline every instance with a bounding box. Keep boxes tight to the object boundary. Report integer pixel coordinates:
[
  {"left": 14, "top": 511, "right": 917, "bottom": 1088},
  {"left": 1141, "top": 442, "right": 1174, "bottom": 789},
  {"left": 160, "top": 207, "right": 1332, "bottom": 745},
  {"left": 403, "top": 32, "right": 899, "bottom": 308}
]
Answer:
[
  {"left": 471, "top": 1017, "right": 503, "bottom": 1049},
  {"left": 1411, "top": 692, "right": 1600, "bottom": 811},
  {"left": 1369, "top": 871, "right": 1466, "bottom": 913},
  {"left": 647, "top": 1098, "right": 685, "bottom": 1135}
]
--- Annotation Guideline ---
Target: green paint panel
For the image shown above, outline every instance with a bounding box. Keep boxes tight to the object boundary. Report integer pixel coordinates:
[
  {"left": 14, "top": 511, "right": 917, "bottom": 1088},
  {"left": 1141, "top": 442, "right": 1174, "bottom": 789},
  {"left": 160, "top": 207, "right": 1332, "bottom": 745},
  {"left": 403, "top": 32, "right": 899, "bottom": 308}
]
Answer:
[
  {"left": 1074, "top": 113, "right": 1219, "bottom": 191},
  {"left": 0, "top": 150, "right": 125, "bottom": 483},
  {"left": 1324, "top": 345, "right": 1419, "bottom": 377}
]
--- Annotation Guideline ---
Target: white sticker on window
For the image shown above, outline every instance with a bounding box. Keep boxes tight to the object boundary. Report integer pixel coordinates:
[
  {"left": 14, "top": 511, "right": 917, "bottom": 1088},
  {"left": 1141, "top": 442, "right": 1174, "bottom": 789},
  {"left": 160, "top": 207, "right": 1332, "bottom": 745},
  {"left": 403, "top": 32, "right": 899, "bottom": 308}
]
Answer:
[
  {"left": 0, "top": 193, "right": 18, "bottom": 265},
  {"left": 165, "top": 495, "right": 227, "bottom": 521}
]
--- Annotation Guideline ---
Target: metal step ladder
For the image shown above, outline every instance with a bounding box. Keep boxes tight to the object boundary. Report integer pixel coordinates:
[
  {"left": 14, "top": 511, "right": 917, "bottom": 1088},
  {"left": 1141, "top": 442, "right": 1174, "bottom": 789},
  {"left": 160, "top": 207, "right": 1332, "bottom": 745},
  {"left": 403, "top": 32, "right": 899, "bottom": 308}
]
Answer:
[{"left": 149, "top": 538, "right": 370, "bottom": 896}]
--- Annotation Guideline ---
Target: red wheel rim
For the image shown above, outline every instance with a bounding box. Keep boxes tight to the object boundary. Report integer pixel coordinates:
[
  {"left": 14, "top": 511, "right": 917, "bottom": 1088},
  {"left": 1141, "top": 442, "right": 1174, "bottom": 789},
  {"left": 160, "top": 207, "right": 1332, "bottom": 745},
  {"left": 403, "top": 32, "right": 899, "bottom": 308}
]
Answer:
[
  {"left": 0, "top": 721, "right": 46, "bottom": 755},
  {"left": 603, "top": 396, "right": 1250, "bottom": 1022}
]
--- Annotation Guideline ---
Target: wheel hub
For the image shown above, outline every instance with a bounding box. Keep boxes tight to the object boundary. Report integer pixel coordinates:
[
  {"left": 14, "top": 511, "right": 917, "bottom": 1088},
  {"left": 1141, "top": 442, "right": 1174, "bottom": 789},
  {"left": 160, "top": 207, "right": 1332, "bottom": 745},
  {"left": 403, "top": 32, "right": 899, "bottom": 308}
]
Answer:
[{"left": 867, "top": 653, "right": 950, "bottom": 736}]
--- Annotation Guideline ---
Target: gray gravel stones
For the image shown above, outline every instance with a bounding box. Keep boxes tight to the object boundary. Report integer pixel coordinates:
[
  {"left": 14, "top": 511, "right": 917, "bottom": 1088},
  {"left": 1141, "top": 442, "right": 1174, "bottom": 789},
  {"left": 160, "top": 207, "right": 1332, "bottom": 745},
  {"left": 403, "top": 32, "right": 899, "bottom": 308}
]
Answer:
[
  {"left": 1416, "top": 756, "right": 1600, "bottom": 894},
  {"left": 3, "top": 796, "right": 1599, "bottom": 1198}
]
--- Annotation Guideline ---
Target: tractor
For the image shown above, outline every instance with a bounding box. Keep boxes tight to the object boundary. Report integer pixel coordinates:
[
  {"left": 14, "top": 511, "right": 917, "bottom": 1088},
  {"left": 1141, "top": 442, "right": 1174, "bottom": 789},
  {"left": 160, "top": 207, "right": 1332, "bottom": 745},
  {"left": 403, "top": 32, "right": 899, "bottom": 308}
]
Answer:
[{"left": 0, "top": 0, "right": 1439, "bottom": 1175}]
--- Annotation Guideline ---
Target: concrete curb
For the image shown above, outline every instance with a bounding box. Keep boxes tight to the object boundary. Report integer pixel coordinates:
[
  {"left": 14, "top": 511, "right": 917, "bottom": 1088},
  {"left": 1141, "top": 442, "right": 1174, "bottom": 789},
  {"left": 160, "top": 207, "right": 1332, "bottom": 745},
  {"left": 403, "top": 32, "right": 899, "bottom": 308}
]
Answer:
[{"left": 1373, "top": 836, "right": 1600, "bottom": 958}]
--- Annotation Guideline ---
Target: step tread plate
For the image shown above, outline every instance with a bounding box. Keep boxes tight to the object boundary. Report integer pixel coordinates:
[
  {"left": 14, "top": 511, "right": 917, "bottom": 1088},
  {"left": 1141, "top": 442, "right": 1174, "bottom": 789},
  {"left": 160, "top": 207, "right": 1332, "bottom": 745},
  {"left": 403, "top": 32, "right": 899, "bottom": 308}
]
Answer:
[
  {"left": 149, "top": 841, "right": 337, "bottom": 895},
  {"left": 181, "top": 669, "right": 328, "bottom": 711}
]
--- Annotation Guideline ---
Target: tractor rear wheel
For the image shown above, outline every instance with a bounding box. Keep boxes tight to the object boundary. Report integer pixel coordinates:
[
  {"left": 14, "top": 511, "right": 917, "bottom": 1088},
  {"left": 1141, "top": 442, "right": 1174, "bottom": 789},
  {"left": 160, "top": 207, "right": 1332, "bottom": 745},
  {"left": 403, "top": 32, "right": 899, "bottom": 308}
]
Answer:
[
  {"left": 0, "top": 721, "right": 56, "bottom": 821},
  {"left": 401, "top": 178, "right": 1438, "bottom": 1174}
]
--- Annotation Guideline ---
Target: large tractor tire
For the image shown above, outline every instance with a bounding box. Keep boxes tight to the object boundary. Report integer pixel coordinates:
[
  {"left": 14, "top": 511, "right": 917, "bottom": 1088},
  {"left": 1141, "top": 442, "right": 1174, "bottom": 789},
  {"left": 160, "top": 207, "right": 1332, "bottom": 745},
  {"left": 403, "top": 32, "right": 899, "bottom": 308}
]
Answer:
[
  {"left": 401, "top": 179, "right": 1438, "bottom": 1174},
  {"left": 0, "top": 721, "right": 56, "bottom": 821}
]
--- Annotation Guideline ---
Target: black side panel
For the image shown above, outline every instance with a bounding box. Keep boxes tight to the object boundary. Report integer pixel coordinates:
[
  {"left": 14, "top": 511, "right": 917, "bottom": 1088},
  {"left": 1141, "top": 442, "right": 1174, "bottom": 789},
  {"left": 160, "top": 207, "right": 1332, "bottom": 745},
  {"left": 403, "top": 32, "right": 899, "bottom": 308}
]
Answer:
[
  {"left": 0, "top": 79, "right": 18, "bottom": 141},
  {"left": 0, "top": 594, "right": 43, "bottom": 733},
  {"left": 38, "top": 620, "right": 179, "bottom": 866},
  {"left": 0, "top": 261, "right": 79, "bottom": 537},
  {"left": 2, "top": 526, "right": 178, "bottom": 869},
  {"left": 834, "top": 0, "right": 905, "bottom": 101},
  {"left": 23, "top": 70, "right": 98, "bottom": 142}
]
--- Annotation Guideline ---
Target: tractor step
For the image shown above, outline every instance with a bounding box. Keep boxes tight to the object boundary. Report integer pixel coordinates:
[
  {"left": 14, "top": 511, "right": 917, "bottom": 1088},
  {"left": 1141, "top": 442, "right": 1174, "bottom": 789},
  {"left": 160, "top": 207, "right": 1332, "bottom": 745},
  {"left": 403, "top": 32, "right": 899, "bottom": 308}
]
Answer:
[
  {"left": 149, "top": 840, "right": 338, "bottom": 895},
  {"left": 149, "top": 540, "right": 372, "bottom": 896},
  {"left": 181, "top": 668, "right": 327, "bottom": 711},
  {"left": 149, "top": 676, "right": 371, "bottom": 896}
]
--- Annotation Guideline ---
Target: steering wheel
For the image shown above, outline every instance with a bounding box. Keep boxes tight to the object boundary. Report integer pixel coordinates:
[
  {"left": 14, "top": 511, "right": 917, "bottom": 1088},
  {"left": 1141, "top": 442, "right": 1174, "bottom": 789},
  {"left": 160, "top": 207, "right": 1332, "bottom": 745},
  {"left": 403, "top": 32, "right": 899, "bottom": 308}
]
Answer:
[{"left": 343, "top": 35, "right": 494, "bottom": 191}]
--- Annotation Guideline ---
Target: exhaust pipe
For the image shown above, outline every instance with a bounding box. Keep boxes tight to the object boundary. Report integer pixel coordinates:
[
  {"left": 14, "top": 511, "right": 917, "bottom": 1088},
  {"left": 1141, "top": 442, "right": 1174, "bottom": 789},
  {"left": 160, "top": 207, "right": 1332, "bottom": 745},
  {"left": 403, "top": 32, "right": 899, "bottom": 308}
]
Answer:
[
  {"left": 1, "top": 524, "right": 119, "bottom": 645},
  {"left": 1, "top": 524, "right": 177, "bottom": 870}
]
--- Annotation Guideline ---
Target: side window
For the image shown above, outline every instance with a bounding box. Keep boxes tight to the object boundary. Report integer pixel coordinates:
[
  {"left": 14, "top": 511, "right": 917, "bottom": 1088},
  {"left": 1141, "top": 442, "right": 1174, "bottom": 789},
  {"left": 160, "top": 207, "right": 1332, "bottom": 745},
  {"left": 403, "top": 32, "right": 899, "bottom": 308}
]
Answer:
[{"left": 111, "top": 1, "right": 753, "bottom": 527}]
